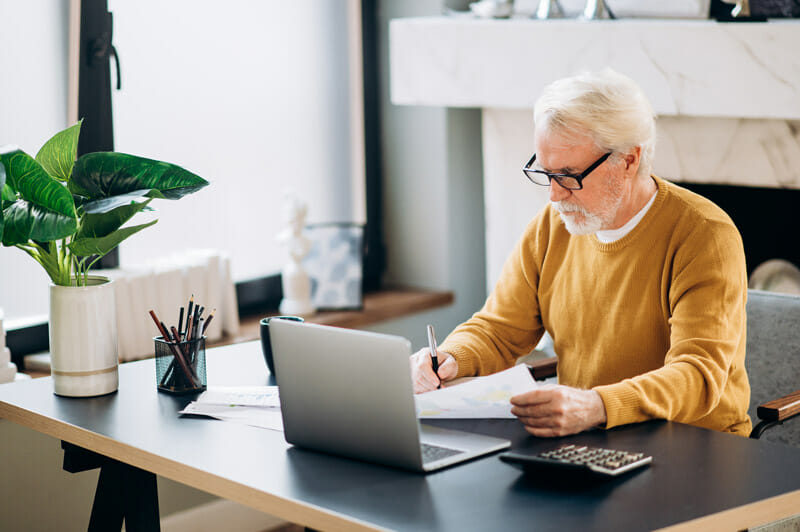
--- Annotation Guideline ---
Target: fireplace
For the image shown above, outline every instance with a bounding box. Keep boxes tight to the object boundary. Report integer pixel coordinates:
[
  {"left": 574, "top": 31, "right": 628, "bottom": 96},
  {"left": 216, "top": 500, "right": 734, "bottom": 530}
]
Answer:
[
  {"left": 679, "top": 183, "right": 800, "bottom": 278},
  {"left": 389, "top": 15, "right": 800, "bottom": 291}
]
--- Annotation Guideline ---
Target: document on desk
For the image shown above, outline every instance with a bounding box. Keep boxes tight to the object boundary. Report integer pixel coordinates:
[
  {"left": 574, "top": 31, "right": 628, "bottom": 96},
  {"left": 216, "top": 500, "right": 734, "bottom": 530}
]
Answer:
[
  {"left": 415, "top": 364, "right": 537, "bottom": 418},
  {"left": 179, "top": 386, "right": 284, "bottom": 431}
]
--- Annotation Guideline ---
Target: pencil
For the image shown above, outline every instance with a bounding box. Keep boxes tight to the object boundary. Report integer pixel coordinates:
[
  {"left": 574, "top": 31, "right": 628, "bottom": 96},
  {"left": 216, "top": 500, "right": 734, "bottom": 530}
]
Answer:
[
  {"left": 202, "top": 308, "right": 216, "bottom": 335},
  {"left": 177, "top": 307, "right": 184, "bottom": 340},
  {"left": 185, "top": 295, "right": 194, "bottom": 337},
  {"left": 149, "top": 309, "right": 196, "bottom": 386},
  {"left": 185, "top": 314, "right": 194, "bottom": 345}
]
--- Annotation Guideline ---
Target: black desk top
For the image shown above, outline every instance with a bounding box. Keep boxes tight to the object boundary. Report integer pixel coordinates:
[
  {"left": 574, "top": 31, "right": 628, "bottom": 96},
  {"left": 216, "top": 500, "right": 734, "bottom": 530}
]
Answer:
[{"left": 1, "top": 341, "right": 800, "bottom": 531}]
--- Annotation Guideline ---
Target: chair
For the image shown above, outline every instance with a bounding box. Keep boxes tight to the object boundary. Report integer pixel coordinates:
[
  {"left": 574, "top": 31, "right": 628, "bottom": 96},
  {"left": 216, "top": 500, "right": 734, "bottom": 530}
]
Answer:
[
  {"left": 526, "top": 289, "right": 800, "bottom": 447},
  {"left": 744, "top": 289, "right": 800, "bottom": 446}
]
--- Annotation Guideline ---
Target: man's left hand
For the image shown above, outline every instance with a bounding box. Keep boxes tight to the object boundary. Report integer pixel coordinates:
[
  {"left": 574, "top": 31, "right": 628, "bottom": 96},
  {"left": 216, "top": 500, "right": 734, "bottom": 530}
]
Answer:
[{"left": 510, "top": 385, "right": 608, "bottom": 437}]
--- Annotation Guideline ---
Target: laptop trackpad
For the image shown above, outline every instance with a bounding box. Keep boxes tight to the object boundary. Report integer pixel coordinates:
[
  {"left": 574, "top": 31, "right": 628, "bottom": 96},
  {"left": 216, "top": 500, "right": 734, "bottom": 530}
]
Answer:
[{"left": 419, "top": 423, "right": 511, "bottom": 453}]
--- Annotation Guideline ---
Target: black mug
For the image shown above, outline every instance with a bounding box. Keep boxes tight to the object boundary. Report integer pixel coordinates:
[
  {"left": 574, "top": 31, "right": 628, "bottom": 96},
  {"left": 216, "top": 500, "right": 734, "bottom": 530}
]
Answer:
[{"left": 260, "top": 316, "right": 304, "bottom": 376}]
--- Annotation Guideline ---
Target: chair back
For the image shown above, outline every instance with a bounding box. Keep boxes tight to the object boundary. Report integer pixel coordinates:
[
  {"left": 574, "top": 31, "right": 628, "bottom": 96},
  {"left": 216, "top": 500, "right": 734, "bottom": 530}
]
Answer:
[{"left": 745, "top": 289, "right": 800, "bottom": 448}]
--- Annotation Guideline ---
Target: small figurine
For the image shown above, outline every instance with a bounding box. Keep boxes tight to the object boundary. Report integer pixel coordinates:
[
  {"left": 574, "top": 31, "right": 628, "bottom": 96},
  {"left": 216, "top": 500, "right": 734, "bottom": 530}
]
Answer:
[
  {"left": 277, "top": 192, "right": 316, "bottom": 316},
  {"left": 0, "top": 308, "right": 18, "bottom": 383}
]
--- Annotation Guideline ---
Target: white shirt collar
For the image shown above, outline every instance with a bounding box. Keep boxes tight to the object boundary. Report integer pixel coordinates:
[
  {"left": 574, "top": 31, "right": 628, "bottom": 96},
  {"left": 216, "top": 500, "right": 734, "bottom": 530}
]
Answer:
[{"left": 595, "top": 189, "right": 658, "bottom": 244}]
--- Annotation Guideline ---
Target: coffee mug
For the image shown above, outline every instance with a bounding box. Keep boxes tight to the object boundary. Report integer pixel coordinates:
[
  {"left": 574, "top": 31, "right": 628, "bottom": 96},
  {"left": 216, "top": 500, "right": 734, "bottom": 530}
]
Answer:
[{"left": 260, "top": 316, "right": 304, "bottom": 376}]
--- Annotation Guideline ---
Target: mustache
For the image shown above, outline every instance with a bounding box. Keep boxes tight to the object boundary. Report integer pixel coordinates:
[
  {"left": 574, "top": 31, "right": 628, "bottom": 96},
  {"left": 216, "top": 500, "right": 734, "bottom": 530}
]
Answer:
[{"left": 553, "top": 201, "right": 587, "bottom": 214}]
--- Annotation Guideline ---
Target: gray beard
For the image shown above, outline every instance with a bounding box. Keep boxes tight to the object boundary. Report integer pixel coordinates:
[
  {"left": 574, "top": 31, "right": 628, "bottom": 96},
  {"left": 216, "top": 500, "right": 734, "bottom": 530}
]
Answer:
[{"left": 554, "top": 203, "right": 605, "bottom": 235}]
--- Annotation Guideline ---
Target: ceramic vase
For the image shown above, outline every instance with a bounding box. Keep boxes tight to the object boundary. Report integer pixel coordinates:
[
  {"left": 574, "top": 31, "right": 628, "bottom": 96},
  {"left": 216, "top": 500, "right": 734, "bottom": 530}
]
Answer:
[{"left": 49, "top": 275, "right": 119, "bottom": 397}]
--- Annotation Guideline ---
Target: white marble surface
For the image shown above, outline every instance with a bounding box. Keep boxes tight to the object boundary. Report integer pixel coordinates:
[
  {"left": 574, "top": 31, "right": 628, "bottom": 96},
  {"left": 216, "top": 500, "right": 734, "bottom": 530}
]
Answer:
[
  {"left": 390, "top": 18, "right": 800, "bottom": 119},
  {"left": 510, "top": 0, "right": 710, "bottom": 19},
  {"left": 657, "top": 117, "right": 800, "bottom": 188}
]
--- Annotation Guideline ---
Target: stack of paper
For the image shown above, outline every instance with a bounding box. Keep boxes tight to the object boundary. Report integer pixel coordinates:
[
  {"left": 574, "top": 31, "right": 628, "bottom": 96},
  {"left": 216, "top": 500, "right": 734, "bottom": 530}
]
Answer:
[
  {"left": 179, "top": 365, "right": 537, "bottom": 431},
  {"left": 415, "top": 364, "right": 536, "bottom": 418},
  {"left": 179, "top": 386, "right": 284, "bottom": 431}
]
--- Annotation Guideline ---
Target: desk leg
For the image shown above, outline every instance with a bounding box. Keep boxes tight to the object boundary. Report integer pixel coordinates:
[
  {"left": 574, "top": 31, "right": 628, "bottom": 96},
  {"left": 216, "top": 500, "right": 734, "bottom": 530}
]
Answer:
[{"left": 62, "top": 442, "right": 161, "bottom": 532}]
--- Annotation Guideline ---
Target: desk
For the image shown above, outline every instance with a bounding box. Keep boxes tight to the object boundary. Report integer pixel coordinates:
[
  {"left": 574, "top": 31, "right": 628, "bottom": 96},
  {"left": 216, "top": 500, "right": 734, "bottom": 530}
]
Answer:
[{"left": 1, "top": 342, "right": 800, "bottom": 531}]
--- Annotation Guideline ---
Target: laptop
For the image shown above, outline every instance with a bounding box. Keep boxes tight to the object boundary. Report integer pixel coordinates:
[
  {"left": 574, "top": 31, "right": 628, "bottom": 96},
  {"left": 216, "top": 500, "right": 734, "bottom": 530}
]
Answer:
[{"left": 269, "top": 320, "right": 511, "bottom": 472}]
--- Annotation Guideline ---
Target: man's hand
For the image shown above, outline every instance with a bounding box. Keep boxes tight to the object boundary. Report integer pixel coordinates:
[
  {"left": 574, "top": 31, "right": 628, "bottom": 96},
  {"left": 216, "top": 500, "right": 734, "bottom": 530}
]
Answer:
[
  {"left": 410, "top": 348, "right": 458, "bottom": 393},
  {"left": 510, "top": 384, "right": 607, "bottom": 437}
]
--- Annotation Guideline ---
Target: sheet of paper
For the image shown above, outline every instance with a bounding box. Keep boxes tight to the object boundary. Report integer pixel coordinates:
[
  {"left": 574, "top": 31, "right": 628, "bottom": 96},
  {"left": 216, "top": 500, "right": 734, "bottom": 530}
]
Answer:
[
  {"left": 179, "top": 402, "right": 284, "bottom": 431},
  {"left": 195, "top": 386, "right": 280, "bottom": 407},
  {"left": 415, "top": 364, "right": 537, "bottom": 418}
]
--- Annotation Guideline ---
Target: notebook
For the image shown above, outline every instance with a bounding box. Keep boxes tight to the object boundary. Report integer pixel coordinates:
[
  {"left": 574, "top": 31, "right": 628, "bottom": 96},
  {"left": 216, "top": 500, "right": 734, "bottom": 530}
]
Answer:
[{"left": 269, "top": 320, "right": 511, "bottom": 472}]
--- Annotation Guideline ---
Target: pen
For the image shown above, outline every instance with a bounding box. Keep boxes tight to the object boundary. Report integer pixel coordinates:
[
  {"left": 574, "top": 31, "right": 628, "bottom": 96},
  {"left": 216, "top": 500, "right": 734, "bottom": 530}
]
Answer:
[{"left": 426, "top": 324, "right": 441, "bottom": 389}]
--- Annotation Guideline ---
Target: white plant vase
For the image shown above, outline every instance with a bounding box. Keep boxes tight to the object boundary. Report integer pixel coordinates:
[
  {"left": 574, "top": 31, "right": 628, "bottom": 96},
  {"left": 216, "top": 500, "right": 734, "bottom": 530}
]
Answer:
[{"left": 49, "top": 275, "right": 119, "bottom": 397}]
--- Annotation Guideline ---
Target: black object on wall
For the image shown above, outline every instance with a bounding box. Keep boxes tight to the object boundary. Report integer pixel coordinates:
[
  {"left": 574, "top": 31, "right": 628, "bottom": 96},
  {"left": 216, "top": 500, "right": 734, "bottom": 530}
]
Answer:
[
  {"left": 710, "top": 0, "right": 800, "bottom": 20},
  {"left": 78, "top": 0, "right": 117, "bottom": 155},
  {"left": 78, "top": 0, "right": 121, "bottom": 269},
  {"left": 360, "top": 0, "right": 387, "bottom": 292}
]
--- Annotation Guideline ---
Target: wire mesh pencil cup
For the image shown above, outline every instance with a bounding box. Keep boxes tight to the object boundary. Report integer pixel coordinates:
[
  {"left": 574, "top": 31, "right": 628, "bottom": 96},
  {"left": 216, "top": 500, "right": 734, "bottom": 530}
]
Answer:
[{"left": 154, "top": 335, "right": 207, "bottom": 394}]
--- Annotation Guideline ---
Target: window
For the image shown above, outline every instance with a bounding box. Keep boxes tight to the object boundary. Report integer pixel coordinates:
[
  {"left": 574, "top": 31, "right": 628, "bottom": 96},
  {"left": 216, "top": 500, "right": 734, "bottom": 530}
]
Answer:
[
  {"left": 0, "top": 0, "right": 369, "bottom": 326},
  {"left": 109, "top": 0, "right": 366, "bottom": 281}
]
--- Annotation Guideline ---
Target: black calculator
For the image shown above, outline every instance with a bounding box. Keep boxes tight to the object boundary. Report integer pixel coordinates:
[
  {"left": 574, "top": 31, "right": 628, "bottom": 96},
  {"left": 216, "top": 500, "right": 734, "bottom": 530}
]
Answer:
[{"left": 499, "top": 444, "right": 653, "bottom": 476}]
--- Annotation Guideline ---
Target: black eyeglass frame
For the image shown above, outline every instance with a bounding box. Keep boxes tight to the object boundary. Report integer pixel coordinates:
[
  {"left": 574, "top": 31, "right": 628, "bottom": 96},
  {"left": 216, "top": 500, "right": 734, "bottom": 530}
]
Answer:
[{"left": 522, "top": 152, "right": 613, "bottom": 190}]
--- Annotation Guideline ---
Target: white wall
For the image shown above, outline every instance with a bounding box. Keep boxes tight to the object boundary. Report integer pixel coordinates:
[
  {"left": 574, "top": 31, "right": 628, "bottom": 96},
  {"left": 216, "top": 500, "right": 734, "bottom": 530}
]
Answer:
[
  {"left": 365, "top": 1, "right": 488, "bottom": 349},
  {"left": 0, "top": 0, "right": 70, "bottom": 321}
]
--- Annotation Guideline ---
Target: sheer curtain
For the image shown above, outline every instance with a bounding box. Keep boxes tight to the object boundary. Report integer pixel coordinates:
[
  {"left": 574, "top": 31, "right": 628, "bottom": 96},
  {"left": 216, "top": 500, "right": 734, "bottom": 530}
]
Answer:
[{"left": 109, "top": 0, "right": 366, "bottom": 281}]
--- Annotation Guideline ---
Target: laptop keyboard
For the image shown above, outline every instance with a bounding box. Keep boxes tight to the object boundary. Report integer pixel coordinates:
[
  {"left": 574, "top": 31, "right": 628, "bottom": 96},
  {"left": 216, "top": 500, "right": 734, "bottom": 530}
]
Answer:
[{"left": 421, "top": 443, "right": 464, "bottom": 464}]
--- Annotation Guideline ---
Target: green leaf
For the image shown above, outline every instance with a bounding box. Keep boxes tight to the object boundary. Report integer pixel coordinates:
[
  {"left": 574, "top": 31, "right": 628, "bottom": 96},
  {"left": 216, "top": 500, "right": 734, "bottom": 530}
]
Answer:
[
  {"left": 35, "top": 121, "right": 82, "bottom": 182},
  {"left": 77, "top": 198, "right": 152, "bottom": 240},
  {"left": 0, "top": 148, "right": 76, "bottom": 217},
  {"left": 2, "top": 200, "right": 77, "bottom": 246},
  {"left": 0, "top": 162, "right": 4, "bottom": 241},
  {"left": 80, "top": 189, "right": 152, "bottom": 214},
  {"left": 1, "top": 184, "right": 14, "bottom": 202},
  {"left": 68, "top": 219, "right": 157, "bottom": 258},
  {"left": 70, "top": 152, "right": 209, "bottom": 200},
  {"left": 0, "top": 148, "right": 77, "bottom": 246}
]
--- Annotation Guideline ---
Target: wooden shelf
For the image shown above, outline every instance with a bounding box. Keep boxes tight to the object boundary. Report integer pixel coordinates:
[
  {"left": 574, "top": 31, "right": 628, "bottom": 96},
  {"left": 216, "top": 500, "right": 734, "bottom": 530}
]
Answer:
[
  {"left": 19, "top": 288, "right": 454, "bottom": 379},
  {"left": 209, "top": 287, "right": 454, "bottom": 348}
]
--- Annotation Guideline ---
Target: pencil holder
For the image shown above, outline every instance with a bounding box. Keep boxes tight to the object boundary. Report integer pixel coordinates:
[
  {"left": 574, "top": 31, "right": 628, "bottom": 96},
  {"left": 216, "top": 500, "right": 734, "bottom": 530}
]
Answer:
[{"left": 154, "top": 335, "right": 207, "bottom": 394}]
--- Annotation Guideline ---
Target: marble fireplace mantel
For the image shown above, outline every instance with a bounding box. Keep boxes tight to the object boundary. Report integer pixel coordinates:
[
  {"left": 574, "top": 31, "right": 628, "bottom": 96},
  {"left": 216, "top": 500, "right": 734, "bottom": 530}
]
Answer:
[
  {"left": 390, "top": 16, "right": 800, "bottom": 287},
  {"left": 390, "top": 18, "right": 800, "bottom": 119}
]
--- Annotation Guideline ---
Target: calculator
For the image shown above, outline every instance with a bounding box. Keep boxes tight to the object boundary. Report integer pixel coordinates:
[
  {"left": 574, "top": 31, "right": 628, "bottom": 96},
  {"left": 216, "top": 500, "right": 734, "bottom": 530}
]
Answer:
[{"left": 499, "top": 444, "right": 653, "bottom": 477}]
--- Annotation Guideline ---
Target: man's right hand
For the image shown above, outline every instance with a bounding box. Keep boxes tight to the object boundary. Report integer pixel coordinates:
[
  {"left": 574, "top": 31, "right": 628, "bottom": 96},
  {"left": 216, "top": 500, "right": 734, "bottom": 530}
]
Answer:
[{"left": 410, "top": 348, "right": 458, "bottom": 393}]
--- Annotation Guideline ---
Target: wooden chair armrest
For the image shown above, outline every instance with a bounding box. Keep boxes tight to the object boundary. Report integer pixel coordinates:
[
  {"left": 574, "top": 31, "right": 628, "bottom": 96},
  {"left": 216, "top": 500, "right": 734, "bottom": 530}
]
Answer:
[
  {"left": 757, "top": 390, "right": 800, "bottom": 422},
  {"left": 527, "top": 357, "right": 558, "bottom": 381}
]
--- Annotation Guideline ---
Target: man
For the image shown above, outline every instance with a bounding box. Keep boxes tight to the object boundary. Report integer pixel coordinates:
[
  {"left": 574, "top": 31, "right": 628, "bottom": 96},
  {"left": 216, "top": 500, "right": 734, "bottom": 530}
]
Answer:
[{"left": 410, "top": 69, "right": 751, "bottom": 438}]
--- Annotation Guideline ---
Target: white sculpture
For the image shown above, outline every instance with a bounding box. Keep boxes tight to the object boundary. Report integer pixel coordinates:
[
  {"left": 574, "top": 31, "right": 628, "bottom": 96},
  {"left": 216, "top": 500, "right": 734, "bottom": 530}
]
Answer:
[
  {"left": 0, "top": 308, "right": 18, "bottom": 383},
  {"left": 277, "top": 192, "right": 316, "bottom": 316}
]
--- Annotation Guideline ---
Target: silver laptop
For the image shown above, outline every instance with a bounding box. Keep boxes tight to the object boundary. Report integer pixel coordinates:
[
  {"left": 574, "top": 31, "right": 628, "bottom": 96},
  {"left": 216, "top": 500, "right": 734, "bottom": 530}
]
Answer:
[{"left": 270, "top": 320, "right": 511, "bottom": 472}]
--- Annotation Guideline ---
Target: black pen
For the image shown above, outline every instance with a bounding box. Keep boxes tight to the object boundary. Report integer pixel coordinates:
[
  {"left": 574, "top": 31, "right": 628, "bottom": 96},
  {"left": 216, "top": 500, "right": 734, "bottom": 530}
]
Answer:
[{"left": 426, "top": 324, "right": 441, "bottom": 389}]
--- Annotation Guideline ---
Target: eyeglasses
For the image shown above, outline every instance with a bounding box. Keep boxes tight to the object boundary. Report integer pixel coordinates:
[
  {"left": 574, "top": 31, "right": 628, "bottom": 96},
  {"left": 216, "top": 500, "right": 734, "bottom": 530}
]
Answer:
[{"left": 522, "top": 152, "right": 612, "bottom": 190}]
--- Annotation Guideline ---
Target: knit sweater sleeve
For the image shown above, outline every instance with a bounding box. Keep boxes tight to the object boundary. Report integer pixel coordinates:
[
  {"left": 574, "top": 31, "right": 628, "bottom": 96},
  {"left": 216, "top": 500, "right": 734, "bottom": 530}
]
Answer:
[
  {"left": 439, "top": 213, "right": 549, "bottom": 377},
  {"left": 594, "top": 217, "right": 748, "bottom": 429}
]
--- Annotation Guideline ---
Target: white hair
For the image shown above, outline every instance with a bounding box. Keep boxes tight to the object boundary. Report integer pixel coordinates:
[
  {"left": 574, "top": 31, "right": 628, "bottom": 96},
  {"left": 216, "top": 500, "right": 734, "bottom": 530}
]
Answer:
[{"left": 533, "top": 69, "right": 656, "bottom": 179}]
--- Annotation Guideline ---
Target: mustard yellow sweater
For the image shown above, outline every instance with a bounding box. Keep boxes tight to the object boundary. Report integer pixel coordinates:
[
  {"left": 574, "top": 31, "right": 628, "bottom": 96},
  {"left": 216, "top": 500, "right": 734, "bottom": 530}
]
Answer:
[{"left": 440, "top": 177, "right": 751, "bottom": 435}]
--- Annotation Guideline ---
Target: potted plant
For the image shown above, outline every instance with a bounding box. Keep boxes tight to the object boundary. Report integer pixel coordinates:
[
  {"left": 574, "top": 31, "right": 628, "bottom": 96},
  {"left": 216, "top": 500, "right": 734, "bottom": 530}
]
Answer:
[{"left": 0, "top": 121, "right": 209, "bottom": 396}]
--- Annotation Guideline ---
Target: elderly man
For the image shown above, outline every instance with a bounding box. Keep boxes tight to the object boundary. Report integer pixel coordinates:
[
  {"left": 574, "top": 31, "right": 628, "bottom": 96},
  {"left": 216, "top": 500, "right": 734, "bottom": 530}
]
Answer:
[{"left": 411, "top": 69, "right": 751, "bottom": 438}]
